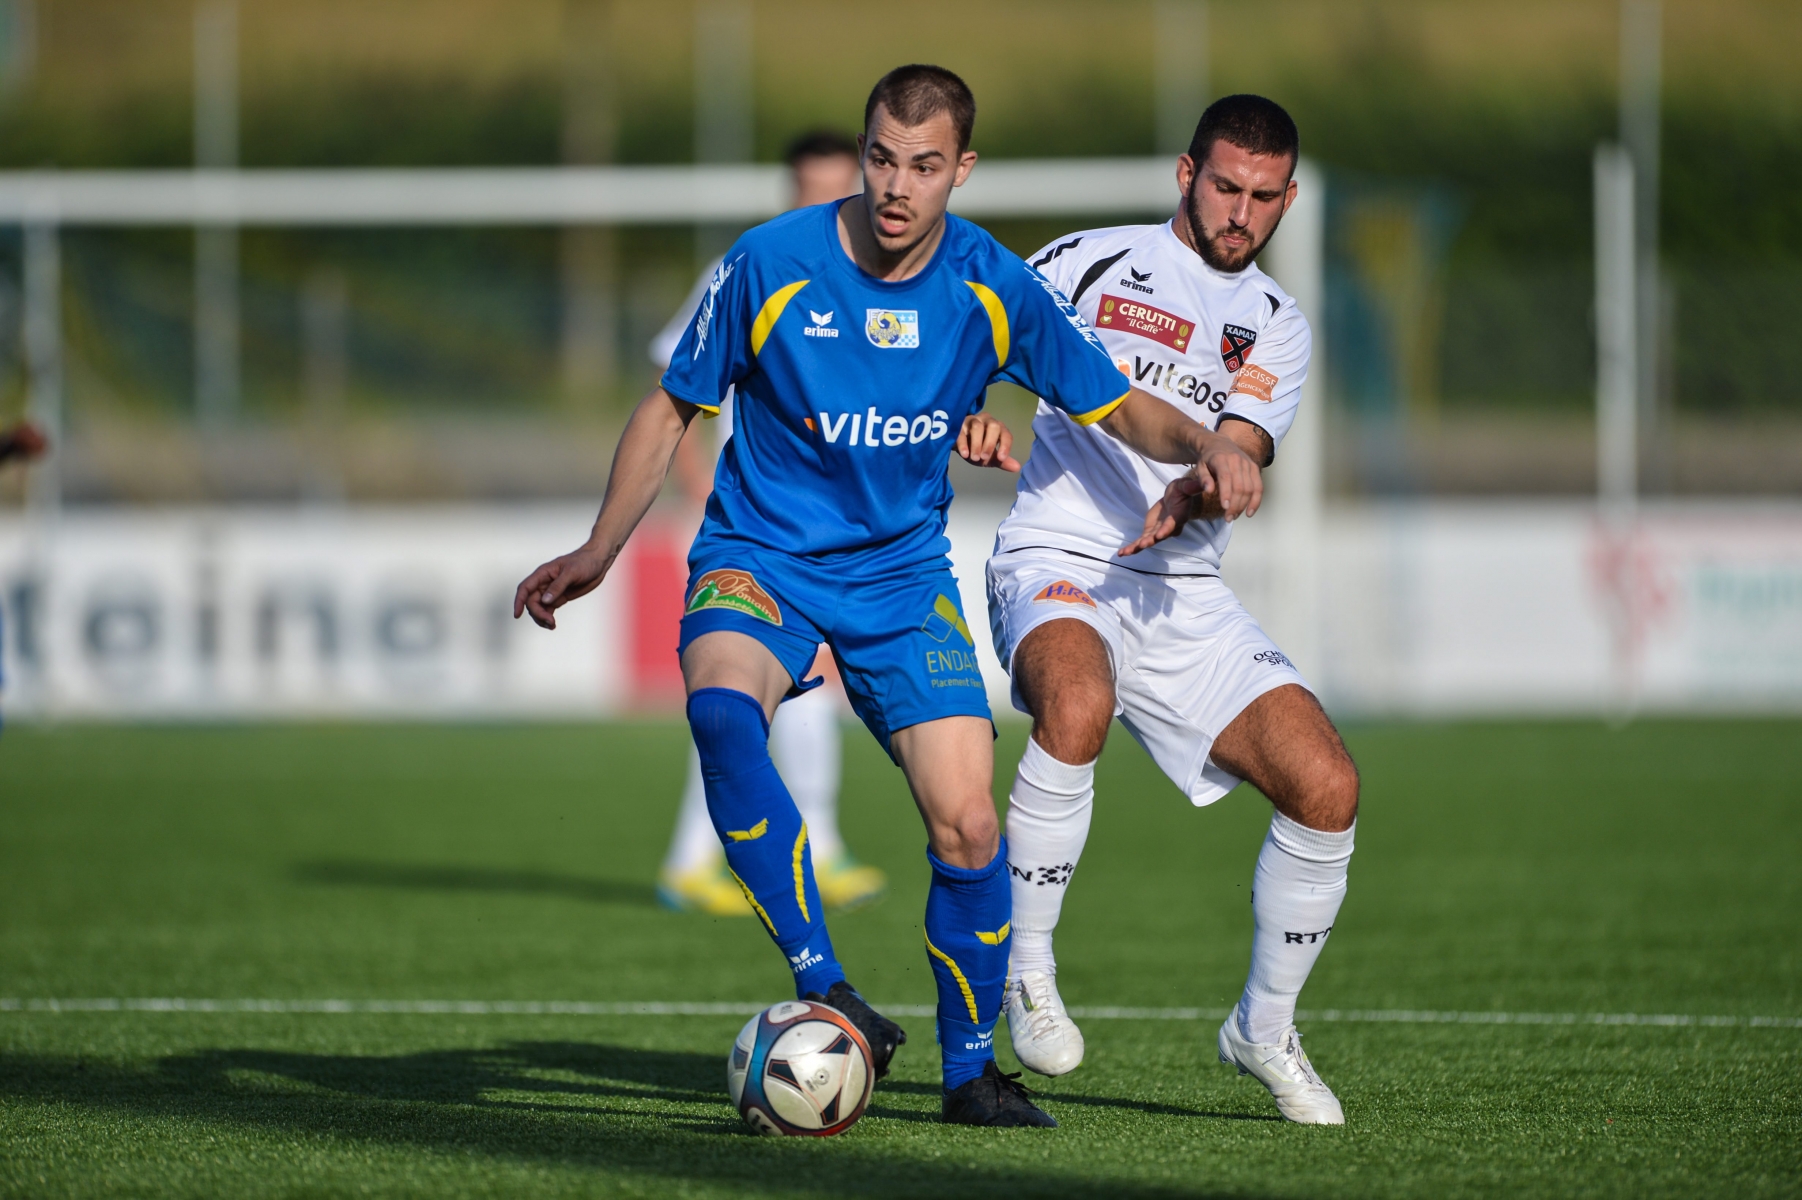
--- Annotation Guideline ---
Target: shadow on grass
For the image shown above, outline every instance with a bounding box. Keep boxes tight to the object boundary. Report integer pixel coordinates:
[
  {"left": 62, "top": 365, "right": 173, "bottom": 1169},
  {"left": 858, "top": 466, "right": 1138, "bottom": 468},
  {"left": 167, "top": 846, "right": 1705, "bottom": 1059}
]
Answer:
[
  {"left": 0, "top": 1043, "right": 1268, "bottom": 1199},
  {"left": 880, "top": 1078, "right": 1282, "bottom": 1123},
  {"left": 294, "top": 861, "right": 660, "bottom": 908}
]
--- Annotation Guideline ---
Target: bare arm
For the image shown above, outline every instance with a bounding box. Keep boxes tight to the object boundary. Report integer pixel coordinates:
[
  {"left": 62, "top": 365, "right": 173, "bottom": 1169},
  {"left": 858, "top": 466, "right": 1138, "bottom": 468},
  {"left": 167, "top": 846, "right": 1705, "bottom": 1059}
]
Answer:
[
  {"left": 1097, "top": 387, "right": 1263, "bottom": 522},
  {"left": 1119, "top": 414, "right": 1269, "bottom": 557},
  {"left": 513, "top": 387, "right": 699, "bottom": 629}
]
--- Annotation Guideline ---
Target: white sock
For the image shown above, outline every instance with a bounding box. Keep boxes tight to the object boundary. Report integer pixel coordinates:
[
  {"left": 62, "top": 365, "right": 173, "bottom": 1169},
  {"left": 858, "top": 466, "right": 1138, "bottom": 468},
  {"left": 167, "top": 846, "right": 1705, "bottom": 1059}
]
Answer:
[
  {"left": 1003, "top": 737, "right": 1096, "bottom": 981},
  {"left": 769, "top": 686, "right": 844, "bottom": 863},
  {"left": 1235, "top": 811, "right": 1355, "bottom": 1044},
  {"left": 662, "top": 739, "right": 723, "bottom": 875}
]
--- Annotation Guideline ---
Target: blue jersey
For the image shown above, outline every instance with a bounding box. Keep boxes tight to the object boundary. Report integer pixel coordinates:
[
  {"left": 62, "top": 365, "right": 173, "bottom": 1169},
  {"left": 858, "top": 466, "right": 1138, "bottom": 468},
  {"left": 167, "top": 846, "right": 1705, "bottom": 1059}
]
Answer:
[{"left": 660, "top": 201, "right": 1129, "bottom": 568}]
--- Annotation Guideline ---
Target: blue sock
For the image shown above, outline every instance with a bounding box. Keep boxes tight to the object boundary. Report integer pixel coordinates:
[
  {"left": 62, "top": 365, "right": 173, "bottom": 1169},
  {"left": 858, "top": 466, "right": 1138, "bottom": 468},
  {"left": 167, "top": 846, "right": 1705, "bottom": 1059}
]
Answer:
[
  {"left": 688, "top": 687, "right": 844, "bottom": 999},
  {"left": 923, "top": 838, "right": 1011, "bottom": 1092}
]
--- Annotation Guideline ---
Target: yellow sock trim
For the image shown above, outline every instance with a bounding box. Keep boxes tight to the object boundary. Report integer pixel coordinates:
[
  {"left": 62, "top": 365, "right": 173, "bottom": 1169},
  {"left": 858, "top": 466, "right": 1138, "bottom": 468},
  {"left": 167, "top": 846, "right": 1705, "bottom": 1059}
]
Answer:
[
  {"left": 975, "top": 922, "right": 1011, "bottom": 945},
  {"left": 923, "top": 933, "right": 979, "bottom": 1022},
  {"left": 728, "top": 867, "right": 778, "bottom": 938},
  {"left": 793, "top": 822, "right": 810, "bottom": 923}
]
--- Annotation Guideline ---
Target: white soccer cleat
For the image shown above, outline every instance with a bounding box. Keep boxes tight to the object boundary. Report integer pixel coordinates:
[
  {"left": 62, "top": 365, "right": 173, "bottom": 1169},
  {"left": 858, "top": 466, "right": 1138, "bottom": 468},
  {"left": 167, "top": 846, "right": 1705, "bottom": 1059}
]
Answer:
[
  {"left": 1005, "top": 970, "right": 1085, "bottom": 1077},
  {"left": 1217, "top": 1018, "right": 1345, "bottom": 1125}
]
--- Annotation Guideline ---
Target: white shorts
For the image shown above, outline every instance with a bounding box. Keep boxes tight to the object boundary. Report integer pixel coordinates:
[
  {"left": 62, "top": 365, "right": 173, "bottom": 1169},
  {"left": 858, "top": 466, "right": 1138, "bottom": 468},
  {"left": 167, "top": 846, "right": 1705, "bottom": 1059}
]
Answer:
[{"left": 986, "top": 545, "right": 1310, "bottom": 807}]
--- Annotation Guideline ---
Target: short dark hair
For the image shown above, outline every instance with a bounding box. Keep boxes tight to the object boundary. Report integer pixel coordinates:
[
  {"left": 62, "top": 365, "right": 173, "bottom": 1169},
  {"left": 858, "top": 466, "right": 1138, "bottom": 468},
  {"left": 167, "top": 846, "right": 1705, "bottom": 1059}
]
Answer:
[
  {"left": 1186, "top": 94, "right": 1299, "bottom": 168},
  {"left": 784, "top": 129, "right": 859, "bottom": 167},
  {"left": 863, "top": 64, "right": 976, "bottom": 153}
]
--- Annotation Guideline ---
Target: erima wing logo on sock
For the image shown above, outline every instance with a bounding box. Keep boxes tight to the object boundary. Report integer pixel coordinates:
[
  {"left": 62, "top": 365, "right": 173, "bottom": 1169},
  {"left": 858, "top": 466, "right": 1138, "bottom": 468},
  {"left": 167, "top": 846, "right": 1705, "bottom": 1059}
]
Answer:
[
  {"left": 920, "top": 594, "right": 973, "bottom": 645},
  {"left": 974, "top": 922, "right": 1012, "bottom": 945},
  {"left": 725, "top": 818, "right": 768, "bottom": 842},
  {"left": 685, "top": 568, "right": 782, "bottom": 625}
]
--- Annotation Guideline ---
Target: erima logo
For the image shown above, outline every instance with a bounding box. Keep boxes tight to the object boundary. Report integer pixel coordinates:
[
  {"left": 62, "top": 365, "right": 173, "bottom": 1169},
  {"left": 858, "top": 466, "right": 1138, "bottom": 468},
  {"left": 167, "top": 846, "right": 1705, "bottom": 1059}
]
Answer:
[
  {"left": 788, "top": 945, "right": 825, "bottom": 972},
  {"left": 1118, "top": 265, "right": 1155, "bottom": 295},
  {"left": 726, "top": 818, "right": 768, "bottom": 842},
  {"left": 1253, "top": 649, "right": 1294, "bottom": 668},
  {"left": 975, "top": 922, "right": 1011, "bottom": 945},
  {"left": 1285, "top": 926, "right": 1333, "bottom": 945},
  {"left": 804, "top": 309, "right": 838, "bottom": 338},
  {"left": 814, "top": 408, "right": 949, "bottom": 447},
  {"left": 691, "top": 256, "right": 740, "bottom": 359},
  {"left": 963, "top": 1027, "right": 995, "bottom": 1052},
  {"left": 865, "top": 308, "right": 919, "bottom": 348}
]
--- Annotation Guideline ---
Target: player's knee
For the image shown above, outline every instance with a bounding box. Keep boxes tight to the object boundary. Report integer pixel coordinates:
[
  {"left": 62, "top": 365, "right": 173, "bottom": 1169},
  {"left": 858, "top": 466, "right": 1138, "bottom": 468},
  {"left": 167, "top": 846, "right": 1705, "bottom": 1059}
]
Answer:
[
  {"left": 1301, "top": 754, "right": 1360, "bottom": 832},
  {"left": 687, "top": 687, "right": 771, "bottom": 772},
  {"left": 1030, "top": 680, "right": 1113, "bottom": 764},
  {"left": 931, "top": 800, "right": 1000, "bottom": 869}
]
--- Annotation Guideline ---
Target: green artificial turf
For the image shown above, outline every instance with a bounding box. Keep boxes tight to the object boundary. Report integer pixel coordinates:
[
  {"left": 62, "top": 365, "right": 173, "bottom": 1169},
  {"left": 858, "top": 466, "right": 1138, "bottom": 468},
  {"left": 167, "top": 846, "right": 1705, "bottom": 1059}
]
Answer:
[{"left": 1, "top": 718, "right": 1798, "bottom": 1198}]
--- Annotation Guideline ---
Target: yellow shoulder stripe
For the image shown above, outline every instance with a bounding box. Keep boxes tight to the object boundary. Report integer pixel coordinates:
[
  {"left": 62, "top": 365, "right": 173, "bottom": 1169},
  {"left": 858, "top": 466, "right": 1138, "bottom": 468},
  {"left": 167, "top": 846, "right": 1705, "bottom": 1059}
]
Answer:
[
  {"left": 924, "top": 934, "right": 980, "bottom": 1022},
  {"left": 1070, "top": 390, "right": 1129, "bottom": 427},
  {"left": 751, "top": 280, "right": 810, "bottom": 355},
  {"left": 965, "top": 280, "right": 1010, "bottom": 369}
]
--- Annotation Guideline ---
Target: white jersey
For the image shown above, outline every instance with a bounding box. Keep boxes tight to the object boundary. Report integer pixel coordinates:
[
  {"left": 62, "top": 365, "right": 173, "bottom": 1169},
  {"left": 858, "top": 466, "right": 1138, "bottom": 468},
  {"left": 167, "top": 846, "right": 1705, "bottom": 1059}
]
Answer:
[{"left": 995, "top": 219, "right": 1311, "bottom": 576}]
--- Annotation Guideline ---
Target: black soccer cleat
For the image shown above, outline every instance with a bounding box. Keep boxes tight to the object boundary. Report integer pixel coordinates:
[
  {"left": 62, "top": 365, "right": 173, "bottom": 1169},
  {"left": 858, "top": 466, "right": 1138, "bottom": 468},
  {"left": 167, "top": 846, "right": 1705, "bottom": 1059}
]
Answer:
[
  {"left": 806, "top": 980, "right": 907, "bottom": 1080},
  {"left": 941, "top": 1061, "right": 1058, "bottom": 1127}
]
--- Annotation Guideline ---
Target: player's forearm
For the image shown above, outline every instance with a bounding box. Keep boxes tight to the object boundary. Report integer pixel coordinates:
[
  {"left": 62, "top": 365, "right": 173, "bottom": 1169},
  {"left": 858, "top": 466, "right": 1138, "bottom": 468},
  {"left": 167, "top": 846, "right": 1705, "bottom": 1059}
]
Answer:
[
  {"left": 1097, "top": 388, "right": 1215, "bottom": 464},
  {"left": 584, "top": 387, "right": 697, "bottom": 565}
]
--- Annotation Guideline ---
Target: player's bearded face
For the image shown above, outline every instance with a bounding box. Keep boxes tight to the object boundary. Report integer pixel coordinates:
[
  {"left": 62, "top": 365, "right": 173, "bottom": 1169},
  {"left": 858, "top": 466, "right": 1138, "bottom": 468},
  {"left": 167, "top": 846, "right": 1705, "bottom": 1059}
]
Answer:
[{"left": 1183, "top": 142, "right": 1296, "bottom": 274}]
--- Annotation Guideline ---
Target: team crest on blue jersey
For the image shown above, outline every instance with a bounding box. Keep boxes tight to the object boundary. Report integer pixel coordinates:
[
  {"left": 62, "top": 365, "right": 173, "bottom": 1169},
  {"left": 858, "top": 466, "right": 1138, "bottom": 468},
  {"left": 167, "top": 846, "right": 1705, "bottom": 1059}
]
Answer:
[{"left": 865, "top": 309, "right": 919, "bottom": 349}]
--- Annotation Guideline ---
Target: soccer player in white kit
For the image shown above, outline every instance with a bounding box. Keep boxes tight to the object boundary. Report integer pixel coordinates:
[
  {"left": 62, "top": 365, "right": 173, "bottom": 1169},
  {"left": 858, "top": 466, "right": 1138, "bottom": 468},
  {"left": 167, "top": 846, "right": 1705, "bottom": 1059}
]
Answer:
[
  {"left": 652, "top": 132, "right": 888, "bottom": 916},
  {"left": 987, "top": 95, "right": 1360, "bottom": 1124}
]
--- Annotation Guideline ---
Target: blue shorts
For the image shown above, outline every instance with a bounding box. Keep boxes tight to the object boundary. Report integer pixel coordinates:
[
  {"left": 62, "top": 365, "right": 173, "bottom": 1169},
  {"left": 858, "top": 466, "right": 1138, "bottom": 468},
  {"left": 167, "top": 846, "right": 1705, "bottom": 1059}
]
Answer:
[{"left": 676, "top": 539, "right": 991, "bottom": 754}]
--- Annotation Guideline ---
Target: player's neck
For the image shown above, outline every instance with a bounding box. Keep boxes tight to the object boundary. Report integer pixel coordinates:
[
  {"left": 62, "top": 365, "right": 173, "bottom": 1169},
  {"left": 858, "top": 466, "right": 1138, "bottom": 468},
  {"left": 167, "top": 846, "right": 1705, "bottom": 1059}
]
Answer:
[{"left": 837, "top": 197, "right": 945, "bottom": 283}]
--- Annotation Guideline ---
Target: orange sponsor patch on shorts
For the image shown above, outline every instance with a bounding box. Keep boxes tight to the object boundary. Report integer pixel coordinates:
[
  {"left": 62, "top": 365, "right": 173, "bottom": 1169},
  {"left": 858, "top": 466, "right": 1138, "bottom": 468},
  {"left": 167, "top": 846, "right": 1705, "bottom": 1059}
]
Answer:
[
  {"left": 685, "top": 568, "right": 782, "bottom": 625},
  {"left": 1033, "top": 580, "right": 1097, "bottom": 607},
  {"left": 1230, "top": 363, "right": 1279, "bottom": 403}
]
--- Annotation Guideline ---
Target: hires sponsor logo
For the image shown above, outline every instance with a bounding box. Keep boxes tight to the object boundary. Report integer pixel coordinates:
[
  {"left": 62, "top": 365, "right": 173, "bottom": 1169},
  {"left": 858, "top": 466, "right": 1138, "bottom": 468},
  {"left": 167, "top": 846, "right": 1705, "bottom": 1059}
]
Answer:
[
  {"left": 788, "top": 945, "right": 826, "bottom": 972},
  {"left": 1220, "top": 323, "right": 1257, "bottom": 372},
  {"left": 805, "top": 309, "right": 838, "bottom": 338},
  {"left": 1032, "top": 580, "right": 1097, "bottom": 607},
  {"left": 1126, "top": 355, "right": 1229, "bottom": 414},
  {"left": 685, "top": 568, "right": 783, "bottom": 625},
  {"left": 1284, "top": 926, "right": 1333, "bottom": 945},
  {"left": 1232, "top": 363, "right": 1279, "bottom": 403},
  {"left": 815, "top": 408, "right": 949, "bottom": 448},
  {"left": 1118, "top": 266, "right": 1155, "bottom": 294},
  {"left": 1096, "top": 294, "right": 1194, "bottom": 351},
  {"left": 865, "top": 308, "right": 918, "bottom": 348},
  {"left": 1253, "top": 649, "right": 1293, "bottom": 668},
  {"left": 691, "top": 255, "right": 741, "bottom": 359}
]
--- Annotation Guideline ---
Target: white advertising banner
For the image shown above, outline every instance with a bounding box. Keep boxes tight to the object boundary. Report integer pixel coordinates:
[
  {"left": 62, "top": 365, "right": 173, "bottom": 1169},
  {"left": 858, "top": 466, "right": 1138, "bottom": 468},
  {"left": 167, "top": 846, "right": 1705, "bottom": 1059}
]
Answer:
[{"left": 0, "top": 501, "right": 1798, "bottom": 720}]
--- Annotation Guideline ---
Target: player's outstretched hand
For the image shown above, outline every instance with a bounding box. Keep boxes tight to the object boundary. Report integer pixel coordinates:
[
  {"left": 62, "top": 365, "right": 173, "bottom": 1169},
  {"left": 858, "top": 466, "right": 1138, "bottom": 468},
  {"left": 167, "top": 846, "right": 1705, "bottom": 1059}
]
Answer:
[
  {"left": 1119, "top": 436, "right": 1262, "bottom": 556},
  {"left": 956, "top": 414, "right": 1021, "bottom": 472},
  {"left": 513, "top": 545, "right": 610, "bottom": 631}
]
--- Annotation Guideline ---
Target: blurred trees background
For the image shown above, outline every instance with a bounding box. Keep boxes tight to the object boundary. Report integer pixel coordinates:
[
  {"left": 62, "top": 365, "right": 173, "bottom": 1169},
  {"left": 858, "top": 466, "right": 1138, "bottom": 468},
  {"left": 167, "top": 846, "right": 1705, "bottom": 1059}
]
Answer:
[{"left": 0, "top": 0, "right": 1794, "bottom": 500}]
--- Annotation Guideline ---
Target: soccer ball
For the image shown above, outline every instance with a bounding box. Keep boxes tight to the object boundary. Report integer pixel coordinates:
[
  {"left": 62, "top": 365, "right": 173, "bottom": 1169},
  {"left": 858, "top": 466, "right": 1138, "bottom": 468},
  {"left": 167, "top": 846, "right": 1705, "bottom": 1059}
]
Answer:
[{"left": 726, "top": 999, "right": 873, "bottom": 1136}]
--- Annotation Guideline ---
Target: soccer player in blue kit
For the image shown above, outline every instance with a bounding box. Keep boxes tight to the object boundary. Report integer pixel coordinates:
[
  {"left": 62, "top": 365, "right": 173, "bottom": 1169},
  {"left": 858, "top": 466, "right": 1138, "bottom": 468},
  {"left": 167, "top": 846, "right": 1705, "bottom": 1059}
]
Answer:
[{"left": 515, "top": 64, "right": 1262, "bottom": 1127}]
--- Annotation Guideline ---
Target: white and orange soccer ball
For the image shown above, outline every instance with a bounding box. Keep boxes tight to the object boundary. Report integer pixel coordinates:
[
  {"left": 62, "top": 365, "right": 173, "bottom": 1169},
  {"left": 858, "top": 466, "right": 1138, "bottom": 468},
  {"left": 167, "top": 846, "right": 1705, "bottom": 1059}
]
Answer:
[{"left": 727, "top": 999, "right": 874, "bottom": 1136}]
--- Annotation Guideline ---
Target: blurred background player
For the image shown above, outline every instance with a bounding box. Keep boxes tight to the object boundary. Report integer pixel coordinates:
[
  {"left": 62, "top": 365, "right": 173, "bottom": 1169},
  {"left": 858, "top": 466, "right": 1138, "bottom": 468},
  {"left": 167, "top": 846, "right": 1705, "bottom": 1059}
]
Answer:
[
  {"left": 987, "top": 96, "right": 1360, "bottom": 1124},
  {"left": 649, "top": 130, "right": 888, "bottom": 916},
  {"left": 0, "top": 421, "right": 49, "bottom": 731}
]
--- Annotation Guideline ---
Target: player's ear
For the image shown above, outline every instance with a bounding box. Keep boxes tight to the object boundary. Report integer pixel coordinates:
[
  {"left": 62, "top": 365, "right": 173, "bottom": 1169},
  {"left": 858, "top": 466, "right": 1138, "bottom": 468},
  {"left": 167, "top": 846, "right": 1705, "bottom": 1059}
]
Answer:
[
  {"left": 1281, "top": 172, "right": 1298, "bottom": 216},
  {"left": 953, "top": 149, "right": 978, "bottom": 187},
  {"left": 1175, "top": 153, "right": 1197, "bottom": 195}
]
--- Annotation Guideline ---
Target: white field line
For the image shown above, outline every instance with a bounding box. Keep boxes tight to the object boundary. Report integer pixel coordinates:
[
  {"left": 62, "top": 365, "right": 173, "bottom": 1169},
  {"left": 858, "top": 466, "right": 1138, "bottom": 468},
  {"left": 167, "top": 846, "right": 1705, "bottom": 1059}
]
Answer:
[{"left": 0, "top": 998, "right": 1797, "bottom": 1029}]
